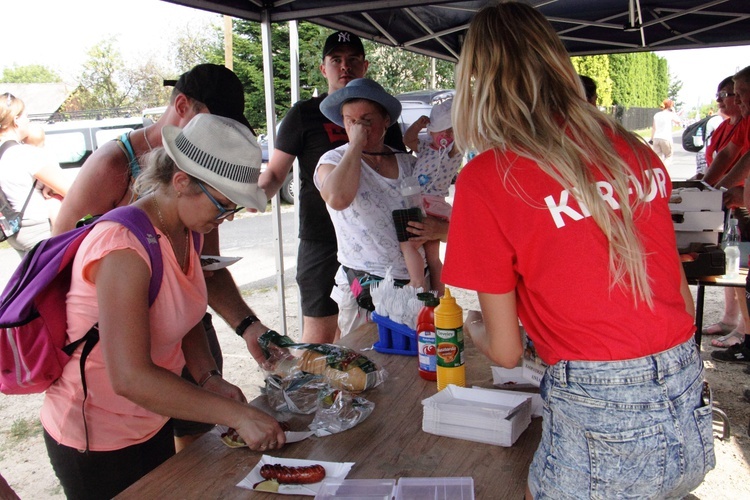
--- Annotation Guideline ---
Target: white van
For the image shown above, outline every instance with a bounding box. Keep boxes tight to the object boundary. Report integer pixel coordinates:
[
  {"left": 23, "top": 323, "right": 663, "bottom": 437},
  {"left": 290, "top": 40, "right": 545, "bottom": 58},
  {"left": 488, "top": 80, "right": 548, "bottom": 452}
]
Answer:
[{"left": 41, "top": 116, "right": 146, "bottom": 171}]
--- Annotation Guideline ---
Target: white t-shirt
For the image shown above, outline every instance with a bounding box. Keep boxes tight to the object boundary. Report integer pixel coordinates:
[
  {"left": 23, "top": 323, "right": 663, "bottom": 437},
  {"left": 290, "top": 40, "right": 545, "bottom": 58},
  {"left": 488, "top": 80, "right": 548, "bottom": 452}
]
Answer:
[
  {"left": 0, "top": 142, "right": 56, "bottom": 223},
  {"left": 414, "top": 138, "right": 463, "bottom": 197},
  {"left": 652, "top": 110, "right": 679, "bottom": 141},
  {"left": 315, "top": 145, "right": 420, "bottom": 280}
]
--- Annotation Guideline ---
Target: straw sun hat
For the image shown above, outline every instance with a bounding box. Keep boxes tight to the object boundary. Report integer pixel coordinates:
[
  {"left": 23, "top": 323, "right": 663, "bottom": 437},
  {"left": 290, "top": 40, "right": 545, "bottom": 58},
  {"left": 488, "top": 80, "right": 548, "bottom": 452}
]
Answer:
[
  {"left": 320, "top": 78, "right": 402, "bottom": 128},
  {"left": 161, "top": 114, "right": 267, "bottom": 212}
]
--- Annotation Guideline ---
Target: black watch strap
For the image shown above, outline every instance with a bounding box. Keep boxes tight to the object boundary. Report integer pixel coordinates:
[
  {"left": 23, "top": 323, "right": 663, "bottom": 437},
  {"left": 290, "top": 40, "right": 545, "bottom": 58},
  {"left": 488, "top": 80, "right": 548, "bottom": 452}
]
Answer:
[{"left": 235, "top": 314, "right": 259, "bottom": 337}]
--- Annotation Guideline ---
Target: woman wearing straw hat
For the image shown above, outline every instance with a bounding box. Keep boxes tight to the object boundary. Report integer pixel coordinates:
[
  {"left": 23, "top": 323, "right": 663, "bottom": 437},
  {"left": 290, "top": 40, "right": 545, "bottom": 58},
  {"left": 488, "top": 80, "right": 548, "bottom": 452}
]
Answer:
[
  {"left": 443, "top": 3, "right": 712, "bottom": 498},
  {"left": 40, "top": 114, "right": 284, "bottom": 499},
  {"left": 315, "top": 78, "right": 422, "bottom": 336}
]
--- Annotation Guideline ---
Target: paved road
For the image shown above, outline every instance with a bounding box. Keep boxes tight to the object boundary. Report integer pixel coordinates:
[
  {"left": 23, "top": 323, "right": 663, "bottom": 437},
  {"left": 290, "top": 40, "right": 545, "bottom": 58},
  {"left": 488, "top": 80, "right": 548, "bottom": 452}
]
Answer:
[
  {"left": 0, "top": 205, "right": 298, "bottom": 292},
  {"left": 0, "top": 131, "right": 701, "bottom": 293}
]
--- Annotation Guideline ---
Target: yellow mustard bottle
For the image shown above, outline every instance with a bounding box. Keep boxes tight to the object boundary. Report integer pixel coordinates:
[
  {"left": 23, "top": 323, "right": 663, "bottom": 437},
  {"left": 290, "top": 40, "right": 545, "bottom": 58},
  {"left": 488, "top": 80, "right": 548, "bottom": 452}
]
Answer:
[{"left": 435, "top": 288, "right": 465, "bottom": 390}]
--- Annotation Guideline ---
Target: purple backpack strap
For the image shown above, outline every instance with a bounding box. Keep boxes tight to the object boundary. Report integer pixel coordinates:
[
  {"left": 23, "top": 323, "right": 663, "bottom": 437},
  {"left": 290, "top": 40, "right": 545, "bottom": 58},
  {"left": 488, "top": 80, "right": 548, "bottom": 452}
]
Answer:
[{"left": 98, "top": 206, "right": 163, "bottom": 305}]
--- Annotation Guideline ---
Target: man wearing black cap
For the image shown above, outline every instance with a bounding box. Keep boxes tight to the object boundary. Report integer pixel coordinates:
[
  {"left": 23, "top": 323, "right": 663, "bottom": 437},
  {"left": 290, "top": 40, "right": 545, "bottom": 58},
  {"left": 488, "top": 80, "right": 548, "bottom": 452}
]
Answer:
[
  {"left": 259, "top": 31, "right": 405, "bottom": 344},
  {"left": 53, "top": 63, "right": 274, "bottom": 452}
]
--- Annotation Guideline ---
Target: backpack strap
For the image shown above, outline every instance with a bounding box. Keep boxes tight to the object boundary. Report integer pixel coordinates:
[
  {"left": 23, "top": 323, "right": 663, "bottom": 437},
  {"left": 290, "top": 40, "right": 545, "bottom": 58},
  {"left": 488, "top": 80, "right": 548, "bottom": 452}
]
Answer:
[{"left": 0, "top": 140, "right": 19, "bottom": 158}]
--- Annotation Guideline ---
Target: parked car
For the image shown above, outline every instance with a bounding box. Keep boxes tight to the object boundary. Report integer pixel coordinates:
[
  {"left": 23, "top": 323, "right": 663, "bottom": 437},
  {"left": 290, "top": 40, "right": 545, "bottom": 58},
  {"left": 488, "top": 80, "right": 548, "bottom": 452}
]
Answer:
[
  {"left": 395, "top": 89, "right": 455, "bottom": 136},
  {"left": 258, "top": 134, "right": 295, "bottom": 204}
]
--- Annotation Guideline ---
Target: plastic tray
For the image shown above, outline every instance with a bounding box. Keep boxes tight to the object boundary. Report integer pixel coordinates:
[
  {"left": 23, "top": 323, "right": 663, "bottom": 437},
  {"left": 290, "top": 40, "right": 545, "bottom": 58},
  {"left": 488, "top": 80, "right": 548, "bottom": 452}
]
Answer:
[
  {"left": 371, "top": 312, "right": 417, "bottom": 356},
  {"left": 394, "top": 477, "right": 474, "bottom": 500},
  {"left": 315, "top": 478, "right": 396, "bottom": 499}
]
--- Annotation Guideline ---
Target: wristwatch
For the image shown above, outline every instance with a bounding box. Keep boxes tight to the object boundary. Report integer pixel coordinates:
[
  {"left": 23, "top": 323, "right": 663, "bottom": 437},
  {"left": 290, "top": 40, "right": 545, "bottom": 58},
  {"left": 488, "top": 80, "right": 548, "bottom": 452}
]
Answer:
[{"left": 235, "top": 314, "right": 260, "bottom": 337}]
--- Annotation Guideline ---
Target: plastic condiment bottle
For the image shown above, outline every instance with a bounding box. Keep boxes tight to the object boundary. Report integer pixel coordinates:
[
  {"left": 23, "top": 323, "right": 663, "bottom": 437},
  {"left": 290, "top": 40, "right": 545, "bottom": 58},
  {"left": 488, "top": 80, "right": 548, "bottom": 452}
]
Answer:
[
  {"left": 435, "top": 288, "right": 465, "bottom": 390},
  {"left": 417, "top": 292, "right": 439, "bottom": 381}
]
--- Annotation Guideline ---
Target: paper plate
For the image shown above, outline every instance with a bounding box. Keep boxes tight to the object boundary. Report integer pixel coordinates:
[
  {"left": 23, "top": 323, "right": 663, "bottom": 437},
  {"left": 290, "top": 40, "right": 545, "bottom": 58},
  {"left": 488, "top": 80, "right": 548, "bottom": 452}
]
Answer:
[
  {"left": 200, "top": 255, "right": 242, "bottom": 271},
  {"left": 237, "top": 455, "right": 355, "bottom": 496}
]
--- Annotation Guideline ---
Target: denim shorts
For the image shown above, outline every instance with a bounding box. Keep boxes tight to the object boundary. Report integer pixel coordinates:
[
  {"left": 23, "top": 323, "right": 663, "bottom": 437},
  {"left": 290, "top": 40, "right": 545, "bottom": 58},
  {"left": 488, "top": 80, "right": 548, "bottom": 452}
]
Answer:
[{"left": 528, "top": 340, "right": 715, "bottom": 500}]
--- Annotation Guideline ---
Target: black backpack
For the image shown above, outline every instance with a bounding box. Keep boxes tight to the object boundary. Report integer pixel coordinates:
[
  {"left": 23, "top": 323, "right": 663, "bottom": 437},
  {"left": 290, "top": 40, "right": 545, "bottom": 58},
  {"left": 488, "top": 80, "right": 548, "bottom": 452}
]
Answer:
[
  {"left": 682, "top": 116, "right": 713, "bottom": 153},
  {"left": 0, "top": 141, "right": 37, "bottom": 242}
]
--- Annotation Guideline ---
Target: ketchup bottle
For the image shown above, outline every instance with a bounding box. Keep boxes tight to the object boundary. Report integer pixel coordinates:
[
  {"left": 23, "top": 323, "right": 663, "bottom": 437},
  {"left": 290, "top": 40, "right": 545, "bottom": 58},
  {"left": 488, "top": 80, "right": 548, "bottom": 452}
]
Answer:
[{"left": 417, "top": 293, "right": 439, "bottom": 381}]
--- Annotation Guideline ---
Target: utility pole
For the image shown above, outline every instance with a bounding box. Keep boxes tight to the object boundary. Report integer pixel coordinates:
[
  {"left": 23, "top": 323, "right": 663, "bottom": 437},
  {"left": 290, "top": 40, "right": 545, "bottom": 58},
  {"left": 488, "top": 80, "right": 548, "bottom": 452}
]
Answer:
[{"left": 224, "top": 15, "right": 233, "bottom": 69}]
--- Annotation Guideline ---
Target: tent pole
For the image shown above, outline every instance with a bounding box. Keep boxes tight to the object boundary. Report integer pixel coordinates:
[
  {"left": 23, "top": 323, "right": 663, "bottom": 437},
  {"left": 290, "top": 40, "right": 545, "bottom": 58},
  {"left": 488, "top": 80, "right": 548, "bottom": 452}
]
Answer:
[
  {"left": 261, "top": 10, "right": 288, "bottom": 336},
  {"left": 289, "top": 20, "right": 304, "bottom": 337}
]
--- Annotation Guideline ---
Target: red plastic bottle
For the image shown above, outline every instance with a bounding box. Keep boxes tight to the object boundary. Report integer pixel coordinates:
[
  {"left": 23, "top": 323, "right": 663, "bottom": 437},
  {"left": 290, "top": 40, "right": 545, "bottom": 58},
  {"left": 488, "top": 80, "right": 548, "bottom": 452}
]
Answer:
[{"left": 417, "top": 293, "right": 440, "bottom": 381}]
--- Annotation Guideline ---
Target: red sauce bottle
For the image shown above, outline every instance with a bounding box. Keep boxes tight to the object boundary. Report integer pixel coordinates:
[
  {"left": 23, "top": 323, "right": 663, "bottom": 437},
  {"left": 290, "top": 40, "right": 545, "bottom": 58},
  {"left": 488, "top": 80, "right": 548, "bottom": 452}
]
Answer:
[{"left": 417, "top": 293, "right": 439, "bottom": 381}]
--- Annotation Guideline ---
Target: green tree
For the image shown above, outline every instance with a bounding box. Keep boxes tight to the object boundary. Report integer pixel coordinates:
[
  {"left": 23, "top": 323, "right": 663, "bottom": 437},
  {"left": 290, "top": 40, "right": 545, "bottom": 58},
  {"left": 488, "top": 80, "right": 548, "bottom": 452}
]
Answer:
[
  {"left": 668, "top": 72, "right": 684, "bottom": 107},
  {"left": 124, "top": 59, "right": 174, "bottom": 109},
  {"left": 77, "top": 38, "right": 130, "bottom": 109},
  {"left": 571, "top": 54, "right": 612, "bottom": 106},
  {"left": 0, "top": 64, "right": 61, "bottom": 83},
  {"left": 171, "top": 22, "right": 221, "bottom": 74}
]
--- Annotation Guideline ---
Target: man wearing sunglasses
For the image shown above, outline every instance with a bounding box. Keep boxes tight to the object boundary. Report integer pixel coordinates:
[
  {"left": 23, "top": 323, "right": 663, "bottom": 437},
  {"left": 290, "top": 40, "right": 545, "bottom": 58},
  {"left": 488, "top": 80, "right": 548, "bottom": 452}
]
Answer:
[{"left": 53, "top": 64, "right": 274, "bottom": 452}]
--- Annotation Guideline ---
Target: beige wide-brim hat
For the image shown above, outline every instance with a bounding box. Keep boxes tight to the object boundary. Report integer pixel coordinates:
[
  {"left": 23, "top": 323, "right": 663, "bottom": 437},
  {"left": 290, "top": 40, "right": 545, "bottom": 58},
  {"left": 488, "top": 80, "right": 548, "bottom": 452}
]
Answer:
[{"left": 162, "top": 114, "right": 267, "bottom": 212}]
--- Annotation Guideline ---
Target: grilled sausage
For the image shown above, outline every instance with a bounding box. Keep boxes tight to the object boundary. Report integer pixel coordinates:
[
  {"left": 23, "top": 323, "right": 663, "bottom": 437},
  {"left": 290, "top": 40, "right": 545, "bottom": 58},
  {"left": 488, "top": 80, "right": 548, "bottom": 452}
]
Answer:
[{"left": 259, "top": 464, "right": 326, "bottom": 484}]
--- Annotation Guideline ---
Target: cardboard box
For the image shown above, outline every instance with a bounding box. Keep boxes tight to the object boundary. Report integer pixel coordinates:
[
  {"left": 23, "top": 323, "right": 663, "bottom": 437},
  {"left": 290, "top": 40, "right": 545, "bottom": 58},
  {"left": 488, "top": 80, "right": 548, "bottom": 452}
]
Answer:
[
  {"left": 672, "top": 210, "right": 724, "bottom": 232},
  {"left": 669, "top": 181, "right": 722, "bottom": 212},
  {"left": 422, "top": 385, "right": 532, "bottom": 447}
]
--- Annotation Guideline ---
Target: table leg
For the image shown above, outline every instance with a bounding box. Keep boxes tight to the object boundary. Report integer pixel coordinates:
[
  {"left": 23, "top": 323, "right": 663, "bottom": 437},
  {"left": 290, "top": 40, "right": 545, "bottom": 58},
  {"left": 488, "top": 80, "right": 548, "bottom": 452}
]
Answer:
[{"left": 695, "top": 284, "right": 705, "bottom": 349}]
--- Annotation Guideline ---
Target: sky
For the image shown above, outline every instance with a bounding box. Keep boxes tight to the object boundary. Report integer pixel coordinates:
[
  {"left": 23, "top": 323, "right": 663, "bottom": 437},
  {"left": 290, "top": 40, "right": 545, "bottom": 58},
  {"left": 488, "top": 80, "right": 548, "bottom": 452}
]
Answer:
[{"left": 3, "top": 0, "right": 750, "bottom": 110}]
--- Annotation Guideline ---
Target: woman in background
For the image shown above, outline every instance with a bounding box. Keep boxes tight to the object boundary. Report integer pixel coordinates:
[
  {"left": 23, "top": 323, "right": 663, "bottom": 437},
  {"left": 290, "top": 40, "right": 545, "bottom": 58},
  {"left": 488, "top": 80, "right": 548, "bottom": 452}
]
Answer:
[
  {"left": 0, "top": 93, "right": 70, "bottom": 255},
  {"left": 442, "top": 3, "right": 713, "bottom": 498}
]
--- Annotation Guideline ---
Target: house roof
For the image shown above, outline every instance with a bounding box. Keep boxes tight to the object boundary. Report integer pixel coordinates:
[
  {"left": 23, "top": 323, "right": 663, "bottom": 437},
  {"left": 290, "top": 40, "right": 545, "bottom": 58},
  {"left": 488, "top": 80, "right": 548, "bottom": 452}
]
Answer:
[
  {"left": 1, "top": 82, "right": 76, "bottom": 118},
  {"left": 166, "top": 0, "right": 750, "bottom": 61}
]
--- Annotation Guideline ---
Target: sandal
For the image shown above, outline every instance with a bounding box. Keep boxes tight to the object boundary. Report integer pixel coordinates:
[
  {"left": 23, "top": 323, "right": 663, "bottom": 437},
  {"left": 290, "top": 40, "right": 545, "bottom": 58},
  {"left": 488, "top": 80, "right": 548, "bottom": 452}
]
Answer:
[
  {"left": 702, "top": 321, "right": 738, "bottom": 336},
  {"left": 711, "top": 331, "right": 743, "bottom": 348}
]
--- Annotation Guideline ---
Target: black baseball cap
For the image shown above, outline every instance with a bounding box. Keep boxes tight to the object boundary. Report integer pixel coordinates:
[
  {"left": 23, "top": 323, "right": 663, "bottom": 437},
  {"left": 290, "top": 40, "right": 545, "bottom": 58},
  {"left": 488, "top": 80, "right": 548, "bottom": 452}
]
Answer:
[
  {"left": 164, "top": 64, "right": 254, "bottom": 134},
  {"left": 322, "top": 31, "right": 365, "bottom": 59}
]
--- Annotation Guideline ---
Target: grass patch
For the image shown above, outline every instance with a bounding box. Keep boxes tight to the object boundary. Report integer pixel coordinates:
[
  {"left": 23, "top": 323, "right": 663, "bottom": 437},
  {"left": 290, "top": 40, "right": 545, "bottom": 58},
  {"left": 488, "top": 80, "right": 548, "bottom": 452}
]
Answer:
[{"left": 7, "top": 418, "right": 43, "bottom": 443}]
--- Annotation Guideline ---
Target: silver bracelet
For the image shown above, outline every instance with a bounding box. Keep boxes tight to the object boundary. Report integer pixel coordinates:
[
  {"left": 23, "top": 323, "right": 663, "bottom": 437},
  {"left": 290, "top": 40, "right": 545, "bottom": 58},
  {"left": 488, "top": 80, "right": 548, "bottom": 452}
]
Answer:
[{"left": 198, "top": 369, "right": 222, "bottom": 387}]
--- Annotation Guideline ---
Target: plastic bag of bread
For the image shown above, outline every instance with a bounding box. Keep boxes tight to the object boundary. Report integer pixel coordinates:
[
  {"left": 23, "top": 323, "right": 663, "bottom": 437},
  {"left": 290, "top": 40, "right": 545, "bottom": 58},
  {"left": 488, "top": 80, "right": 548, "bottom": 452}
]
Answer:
[{"left": 258, "top": 330, "right": 387, "bottom": 393}]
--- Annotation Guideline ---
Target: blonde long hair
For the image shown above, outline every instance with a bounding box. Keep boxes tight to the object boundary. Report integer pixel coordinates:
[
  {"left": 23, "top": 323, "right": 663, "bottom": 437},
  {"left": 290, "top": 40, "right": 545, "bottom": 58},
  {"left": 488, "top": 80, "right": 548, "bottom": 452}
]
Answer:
[{"left": 454, "top": 2, "right": 655, "bottom": 306}]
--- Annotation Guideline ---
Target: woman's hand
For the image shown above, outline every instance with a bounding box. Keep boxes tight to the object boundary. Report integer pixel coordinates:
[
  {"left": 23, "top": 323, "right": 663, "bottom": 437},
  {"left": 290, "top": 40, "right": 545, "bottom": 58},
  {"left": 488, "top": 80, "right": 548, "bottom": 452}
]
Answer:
[
  {"left": 406, "top": 216, "right": 449, "bottom": 242},
  {"left": 347, "top": 119, "right": 371, "bottom": 149},
  {"left": 233, "top": 407, "right": 287, "bottom": 452},
  {"left": 202, "top": 376, "right": 247, "bottom": 404}
]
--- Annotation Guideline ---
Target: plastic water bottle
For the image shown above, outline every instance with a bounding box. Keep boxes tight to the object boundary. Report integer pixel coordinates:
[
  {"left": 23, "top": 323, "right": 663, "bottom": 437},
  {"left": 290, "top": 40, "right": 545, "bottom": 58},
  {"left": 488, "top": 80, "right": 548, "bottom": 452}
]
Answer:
[
  {"left": 400, "top": 176, "right": 423, "bottom": 212},
  {"left": 435, "top": 288, "right": 465, "bottom": 391},
  {"left": 723, "top": 217, "right": 740, "bottom": 279},
  {"left": 416, "top": 292, "right": 439, "bottom": 381}
]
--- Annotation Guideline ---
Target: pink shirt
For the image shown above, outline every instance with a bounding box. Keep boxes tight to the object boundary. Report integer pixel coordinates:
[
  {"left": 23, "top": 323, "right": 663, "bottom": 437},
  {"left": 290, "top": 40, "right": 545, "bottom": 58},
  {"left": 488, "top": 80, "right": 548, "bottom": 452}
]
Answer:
[
  {"left": 41, "top": 222, "right": 207, "bottom": 451},
  {"left": 442, "top": 132, "right": 694, "bottom": 365}
]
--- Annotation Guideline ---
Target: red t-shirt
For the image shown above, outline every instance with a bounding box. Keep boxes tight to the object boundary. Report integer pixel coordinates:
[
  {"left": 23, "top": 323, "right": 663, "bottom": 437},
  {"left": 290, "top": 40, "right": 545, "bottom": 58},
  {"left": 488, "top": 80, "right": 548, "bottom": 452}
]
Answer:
[
  {"left": 706, "top": 119, "right": 739, "bottom": 165},
  {"left": 730, "top": 115, "right": 750, "bottom": 155},
  {"left": 442, "top": 133, "right": 694, "bottom": 365}
]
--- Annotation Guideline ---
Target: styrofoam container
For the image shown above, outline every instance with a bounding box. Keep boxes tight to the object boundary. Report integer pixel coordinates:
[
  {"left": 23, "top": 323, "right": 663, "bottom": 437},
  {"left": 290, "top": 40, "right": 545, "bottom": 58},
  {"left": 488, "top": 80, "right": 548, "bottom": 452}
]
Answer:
[
  {"left": 669, "top": 181, "right": 722, "bottom": 211},
  {"left": 672, "top": 210, "right": 724, "bottom": 232},
  {"left": 675, "top": 230, "right": 720, "bottom": 249},
  {"left": 314, "top": 478, "right": 396, "bottom": 499},
  {"left": 395, "top": 477, "right": 474, "bottom": 500},
  {"left": 421, "top": 385, "right": 532, "bottom": 446}
]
